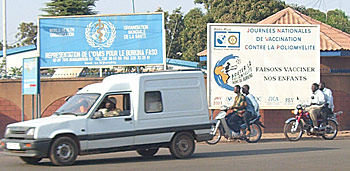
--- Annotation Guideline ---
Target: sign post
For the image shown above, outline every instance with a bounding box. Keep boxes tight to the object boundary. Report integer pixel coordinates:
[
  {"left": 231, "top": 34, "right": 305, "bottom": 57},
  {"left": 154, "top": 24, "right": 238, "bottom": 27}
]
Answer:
[{"left": 22, "top": 57, "right": 40, "bottom": 121}]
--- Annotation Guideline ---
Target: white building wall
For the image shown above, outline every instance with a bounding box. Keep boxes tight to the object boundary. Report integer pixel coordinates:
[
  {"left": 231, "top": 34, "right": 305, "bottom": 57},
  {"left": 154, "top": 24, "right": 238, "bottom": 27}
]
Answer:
[{"left": 5, "top": 50, "right": 38, "bottom": 70}]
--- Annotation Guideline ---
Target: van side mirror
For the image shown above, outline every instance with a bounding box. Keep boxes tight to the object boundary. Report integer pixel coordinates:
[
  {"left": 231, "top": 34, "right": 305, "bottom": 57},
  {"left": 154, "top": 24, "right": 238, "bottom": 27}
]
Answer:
[
  {"left": 65, "top": 96, "right": 72, "bottom": 101},
  {"left": 92, "top": 111, "right": 103, "bottom": 119}
]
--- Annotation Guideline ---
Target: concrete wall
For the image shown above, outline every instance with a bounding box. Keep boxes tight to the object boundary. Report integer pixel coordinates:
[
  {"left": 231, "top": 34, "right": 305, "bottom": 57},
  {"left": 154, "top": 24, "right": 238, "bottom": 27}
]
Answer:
[
  {"left": 206, "top": 73, "right": 350, "bottom": 133},
  {"left": 0, "top": 77, "right": 103, "bottom": 137},
  {"left": 0, "top": 73, "right": 349, "bottom": 136}
]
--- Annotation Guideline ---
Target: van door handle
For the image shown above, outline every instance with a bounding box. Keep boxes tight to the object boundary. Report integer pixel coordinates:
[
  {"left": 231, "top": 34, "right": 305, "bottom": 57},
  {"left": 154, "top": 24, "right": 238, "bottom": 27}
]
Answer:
[{"left": 124, "top": 118, "right": 132, "bottom": 121}]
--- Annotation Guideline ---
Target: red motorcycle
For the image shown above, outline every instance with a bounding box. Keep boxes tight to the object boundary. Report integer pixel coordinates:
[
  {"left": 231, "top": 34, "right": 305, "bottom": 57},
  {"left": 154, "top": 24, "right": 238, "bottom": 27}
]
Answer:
[{"left": 284, "top": 104, "right": 342, "bottom": 141}]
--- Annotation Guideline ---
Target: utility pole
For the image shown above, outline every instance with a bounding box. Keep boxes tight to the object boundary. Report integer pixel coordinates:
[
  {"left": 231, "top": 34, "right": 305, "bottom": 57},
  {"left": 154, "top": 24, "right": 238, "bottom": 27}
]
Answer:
[
  {"left": 132, "top": 0, "right": 135, "bottom": 13},
  {"left": 131, "top": 0, "right": 140, "bottom": 73},
  {"left": 2, "top": 0, "right": 7, "bottom": 76}
]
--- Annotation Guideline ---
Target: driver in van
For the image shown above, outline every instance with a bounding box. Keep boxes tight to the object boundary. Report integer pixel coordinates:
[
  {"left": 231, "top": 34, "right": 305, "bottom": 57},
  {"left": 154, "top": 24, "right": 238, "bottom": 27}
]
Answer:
[{"left": 99, "top": 97, "right": 121, "bottom": 117}]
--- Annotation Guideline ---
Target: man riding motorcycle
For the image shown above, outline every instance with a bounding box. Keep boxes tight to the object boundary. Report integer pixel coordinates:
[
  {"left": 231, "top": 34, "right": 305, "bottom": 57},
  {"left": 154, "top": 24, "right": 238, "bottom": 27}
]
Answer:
[
  {"left": 226, "top": 85, "right": 247, "bottom": 138},
  {"left": 306, "top": 83, "right": 326, "bottom": 131}
]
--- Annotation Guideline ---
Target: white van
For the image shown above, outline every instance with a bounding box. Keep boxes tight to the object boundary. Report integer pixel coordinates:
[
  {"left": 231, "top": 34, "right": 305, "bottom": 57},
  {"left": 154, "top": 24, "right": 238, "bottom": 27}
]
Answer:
[{"left": 1, "top": 70, "right": 212, "bottom": 166}]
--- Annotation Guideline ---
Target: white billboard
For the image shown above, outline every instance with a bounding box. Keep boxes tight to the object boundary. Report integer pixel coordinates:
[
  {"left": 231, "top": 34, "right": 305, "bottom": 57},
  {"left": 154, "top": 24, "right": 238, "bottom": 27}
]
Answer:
[{"left": 208, "top": 24, "right": 320, "bottom": 109}]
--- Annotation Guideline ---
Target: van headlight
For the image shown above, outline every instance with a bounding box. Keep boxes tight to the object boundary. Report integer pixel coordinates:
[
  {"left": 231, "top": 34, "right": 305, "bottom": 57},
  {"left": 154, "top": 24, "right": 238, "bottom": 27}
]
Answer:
[
  {"left": 26, "top": 128, "right": 35, "bottom": 136},
  {"left": 4, "top": 128, "right": 10, "bottom": 136}
]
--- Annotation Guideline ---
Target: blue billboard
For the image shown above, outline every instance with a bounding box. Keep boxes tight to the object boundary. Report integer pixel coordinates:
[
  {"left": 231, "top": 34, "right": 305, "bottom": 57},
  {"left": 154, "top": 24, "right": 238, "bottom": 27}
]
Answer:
[
  {"left": 39, "top": 13, "right": 165, "bottom": 68},
  {"left": 22, "top": 57, "right": 40, "bottom": 95}
]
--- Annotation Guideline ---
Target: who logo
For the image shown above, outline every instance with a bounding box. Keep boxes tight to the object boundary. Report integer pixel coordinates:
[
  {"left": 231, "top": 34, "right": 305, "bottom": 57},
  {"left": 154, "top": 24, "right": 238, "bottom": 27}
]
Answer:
[
  {"left": 214, "top": 31, "right": 240, "bottom": 48},
  {"left": 85, "top": 19, "right": 116, "bottom": 49}
]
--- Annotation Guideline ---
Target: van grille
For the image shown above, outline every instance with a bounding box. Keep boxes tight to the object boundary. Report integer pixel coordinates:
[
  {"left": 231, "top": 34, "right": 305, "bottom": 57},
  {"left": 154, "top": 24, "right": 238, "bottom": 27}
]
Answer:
[
  {"left": 10, "top": 130, "right": 26, "bottom": 134},
  {"left": 5, "top": 127, "right": 34, "bottom": 140}
]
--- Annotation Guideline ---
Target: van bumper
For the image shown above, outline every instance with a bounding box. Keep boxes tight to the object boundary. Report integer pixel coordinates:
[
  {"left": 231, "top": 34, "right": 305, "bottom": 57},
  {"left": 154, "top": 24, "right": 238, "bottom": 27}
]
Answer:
[
  {"left": 1, "top": 138, "right": 51, "bottom": 158},
  {"left": 196, "top": 133, "right": 213, "bottom": 142}
]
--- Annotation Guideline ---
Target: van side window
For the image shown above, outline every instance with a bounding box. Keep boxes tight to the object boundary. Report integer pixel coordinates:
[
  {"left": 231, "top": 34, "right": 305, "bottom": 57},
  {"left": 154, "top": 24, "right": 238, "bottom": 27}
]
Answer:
[
  {"left": 145, "top": 91, "right": 163, "bottom": 113},
  {"left": 96, "top": 93, "right": 131, "bottom": 117}
]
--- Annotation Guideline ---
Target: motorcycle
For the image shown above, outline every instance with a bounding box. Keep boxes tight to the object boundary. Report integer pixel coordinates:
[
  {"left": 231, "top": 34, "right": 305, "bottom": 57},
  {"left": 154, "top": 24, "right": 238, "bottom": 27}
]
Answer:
[
  {"left": 284, "top": 104, "right": 343, "bottom": 141},
  {"left": 206, "top": 106, "right": 265, "bottom": 144}
]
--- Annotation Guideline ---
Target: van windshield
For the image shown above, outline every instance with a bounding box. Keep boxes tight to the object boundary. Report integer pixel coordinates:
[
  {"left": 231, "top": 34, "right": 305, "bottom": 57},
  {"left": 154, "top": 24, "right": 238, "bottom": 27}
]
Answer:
[{"left": 55, "top": 93, "right": 100, "bottom": 116}]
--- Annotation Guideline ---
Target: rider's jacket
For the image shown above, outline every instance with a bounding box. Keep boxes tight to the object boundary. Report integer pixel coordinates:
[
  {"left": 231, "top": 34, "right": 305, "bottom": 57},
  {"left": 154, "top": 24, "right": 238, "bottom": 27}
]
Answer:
[
  {"left": 322, "top": 87, "right": 334, "bottom": 111},
  {"left": 245, "top": 94, "right": 260, "bottom": 117},
  {"left": 311, "top": 89, "right": 325, "bottom": 107}
]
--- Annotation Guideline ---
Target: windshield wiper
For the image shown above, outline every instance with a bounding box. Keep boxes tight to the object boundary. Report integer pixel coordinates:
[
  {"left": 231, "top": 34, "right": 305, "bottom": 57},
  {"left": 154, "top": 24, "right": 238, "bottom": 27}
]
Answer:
[{"left": 54, "top": 112, "right": 78, "bottom": 116}]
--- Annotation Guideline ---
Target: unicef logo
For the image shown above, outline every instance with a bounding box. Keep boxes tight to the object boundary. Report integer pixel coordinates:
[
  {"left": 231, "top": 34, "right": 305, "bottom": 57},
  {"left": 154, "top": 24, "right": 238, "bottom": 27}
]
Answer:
[
  {"left": 85, "top": 19, "right": 116, "bottom": 49},
  {"left": 213, "top": 54, "right": 239, "bottom": 91}
]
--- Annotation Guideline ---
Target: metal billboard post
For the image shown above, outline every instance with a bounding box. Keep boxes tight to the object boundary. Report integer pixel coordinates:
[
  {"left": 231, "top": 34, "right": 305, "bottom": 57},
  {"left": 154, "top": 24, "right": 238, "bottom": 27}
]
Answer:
[
  {"left": 2, "top": 0, "right": 7, "bottom": 76},
  {"left": 38, "top": 94, "right": 41, "bottom": 118},
  {"left": 21, "top": 95, "right": 24, "bottom": 121},
  {"left": 22, "top": 57, "right": 40, "bottom": 120},
  {"left": 31, "top": 95, "right": 34, "bottom": 119}
]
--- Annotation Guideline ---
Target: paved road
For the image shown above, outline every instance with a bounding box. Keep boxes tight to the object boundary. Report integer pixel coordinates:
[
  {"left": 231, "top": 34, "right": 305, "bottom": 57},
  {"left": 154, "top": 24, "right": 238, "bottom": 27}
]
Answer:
[{"left": 1, "top": 137, "right": 350, "bottom": 170}]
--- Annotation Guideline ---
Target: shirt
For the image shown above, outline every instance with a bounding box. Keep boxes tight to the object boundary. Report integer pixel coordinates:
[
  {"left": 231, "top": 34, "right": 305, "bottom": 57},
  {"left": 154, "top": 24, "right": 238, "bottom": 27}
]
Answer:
[
  {"left": 232, "top": 93, "right": 246, "bottom": 114},
  {"left": 245, "top": 94, "right": 260, "bottom": 116},
  {"left": 322, "top": 87, "right": 334, "bottom": 111},
  {"left": 311, "top": 89, "right": 326, "bottom": 107}
]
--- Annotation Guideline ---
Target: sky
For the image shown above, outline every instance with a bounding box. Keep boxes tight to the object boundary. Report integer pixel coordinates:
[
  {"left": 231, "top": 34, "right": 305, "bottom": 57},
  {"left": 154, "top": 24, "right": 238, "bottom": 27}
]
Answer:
[{"left": 0, "top": 0, "right": 349, "bottom": 45}]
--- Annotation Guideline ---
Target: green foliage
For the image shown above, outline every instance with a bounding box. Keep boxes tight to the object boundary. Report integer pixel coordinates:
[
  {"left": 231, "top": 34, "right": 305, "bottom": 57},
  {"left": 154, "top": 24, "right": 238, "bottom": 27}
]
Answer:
[
  {"left": 16, "top": 22, "right": 38, "bottom": 46},
  {"left": 195, "top": 0, "right": 287, "bottom": 23},
  {"left": 305, "top": 8, "right": 327, "bottom": 23},
  {"left": 326, "top": 9, "right": 350, "bottom": 33},
  {"left": 163, "top": 8, "right": 185, "bottom": 59},
  {"left": 41, "top": 0, "right": 98, "bottom": 16},
  {"left": 181, "top": 8, "right": 207, "bottom": 61},
  {"left": 0, "top": 41, "right": 16, "bottom": 50},
  {"left": 8, "top": 67, "right": 22, "bottom": 77}
]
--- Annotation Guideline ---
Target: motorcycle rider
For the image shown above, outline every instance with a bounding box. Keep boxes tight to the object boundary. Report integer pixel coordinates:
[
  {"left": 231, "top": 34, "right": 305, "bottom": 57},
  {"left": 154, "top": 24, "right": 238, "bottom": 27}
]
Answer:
[
  {"left": 319, "top": 82, "right": 334, "bottom": 111},
  {"left": 319, "top": 82, "right": 334, "bottom": 127},
  {"left": 306, "top": 83, "right": 326, "bottom": 131},
  {"left": 226, "top": 85, "right": 247, "bottom": 138},
  {"left": 242, "top": 85, "right": 260, "bottom": 137}
]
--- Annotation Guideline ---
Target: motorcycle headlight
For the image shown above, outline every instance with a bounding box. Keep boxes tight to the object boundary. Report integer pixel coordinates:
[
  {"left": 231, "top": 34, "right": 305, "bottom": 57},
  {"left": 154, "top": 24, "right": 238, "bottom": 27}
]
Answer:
[
  {"left": 293, "top": 109, "right": 298, "bottom": 115},
  {"left": 26, "top": 128, "right": 35, "bottom": 136}
]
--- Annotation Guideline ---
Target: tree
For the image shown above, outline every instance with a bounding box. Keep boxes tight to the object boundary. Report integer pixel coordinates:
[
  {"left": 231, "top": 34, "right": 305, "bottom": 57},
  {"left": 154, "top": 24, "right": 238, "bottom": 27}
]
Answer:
[
  {"left": 41, "top": 0, "right": 98, "bottom": 16},
  {"left": 326, "top": 9, "right": 350, "bottom": 33},
  {"left": 16, "top": 22, "right": 37, "bottom": 46},
  {"left": 0, "top": 41, "right": 16, "bottom": 50},
  {"left": 164, "top": 8, "right": 185, "bottom": 59},
  {"left": 290, "top": 6, "right": 350, "bottom": 34},
  {"left": 180, "top": 8, "right": 207, "bottom": 61},
  {"left": 195, "top": 0, "right": 287, "bottom": 23},
  {"left": 305, "top": 8, "right": 327, "bottom": 23}
]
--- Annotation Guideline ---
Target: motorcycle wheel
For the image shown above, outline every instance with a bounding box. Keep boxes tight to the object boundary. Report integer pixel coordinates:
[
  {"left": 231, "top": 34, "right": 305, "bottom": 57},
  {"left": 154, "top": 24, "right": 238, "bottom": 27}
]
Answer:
[
  {"left": 322, "top": 120, "right": 338, "bottom": 140},
  {"left": 246, "top": 123, "right": 262, "bottom": 143},
  {"left": 206, "top": 123, "right": 222, "bottom": 145},
  {"left": 284, "top": 120, "right": 303, "bottom": 141}
]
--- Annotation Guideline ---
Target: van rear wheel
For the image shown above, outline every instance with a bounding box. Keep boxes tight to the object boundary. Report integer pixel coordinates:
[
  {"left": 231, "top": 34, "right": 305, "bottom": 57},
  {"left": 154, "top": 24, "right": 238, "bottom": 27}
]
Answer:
[
  {"left": 169, "top": 132, "right": 195, "bottom": 159},
  {"left": 136, "top": 148, "right": 159, "bottom": 158}
]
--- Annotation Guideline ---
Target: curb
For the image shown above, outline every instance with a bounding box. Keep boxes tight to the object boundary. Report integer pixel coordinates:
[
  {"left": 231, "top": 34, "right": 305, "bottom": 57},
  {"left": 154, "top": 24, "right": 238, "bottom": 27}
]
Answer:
[
  {"left": 262, "top": 130, "right": 350, "bottom": 139},
  {"left": 204, "top": 130, "right": 350, "bottom": 144}
]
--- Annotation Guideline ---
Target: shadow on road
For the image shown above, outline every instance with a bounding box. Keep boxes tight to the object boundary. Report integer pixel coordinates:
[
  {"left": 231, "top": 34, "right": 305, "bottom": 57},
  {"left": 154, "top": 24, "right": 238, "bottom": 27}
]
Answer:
[
  {"left": 194, "top": 147, "right": 337, "bottom": 158},
  {"left": 35, "top": 146, "right": 338, "bottom": 166},
  {"left": 257, "top": 135, "right": 349, "bottom": 143}
]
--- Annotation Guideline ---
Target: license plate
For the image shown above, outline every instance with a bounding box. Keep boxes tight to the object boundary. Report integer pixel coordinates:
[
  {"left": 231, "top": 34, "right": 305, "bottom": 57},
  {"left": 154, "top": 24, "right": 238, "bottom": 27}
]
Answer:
[{"left": 6, "top": 143, "right": 20, "bottom": 150}]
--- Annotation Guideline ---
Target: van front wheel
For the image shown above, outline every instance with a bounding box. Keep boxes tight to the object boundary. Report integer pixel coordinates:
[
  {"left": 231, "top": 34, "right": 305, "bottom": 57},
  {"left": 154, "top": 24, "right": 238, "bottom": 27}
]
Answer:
[
  {"left": 20, "top": 157, "right": 42, "bottom": 165},
  {"left": 137, "top": 148, "right": 159, "bottom": 158},
  {"left": 49, "top": 136, "right": 78, "bottom": 166},
  {"left": 169, "top": 132, "right": 195, "bottom": 159}
]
